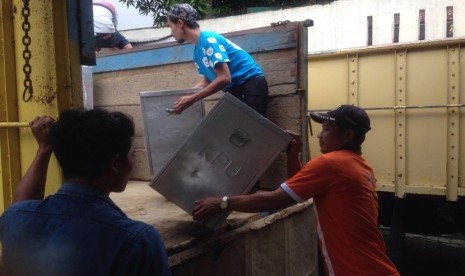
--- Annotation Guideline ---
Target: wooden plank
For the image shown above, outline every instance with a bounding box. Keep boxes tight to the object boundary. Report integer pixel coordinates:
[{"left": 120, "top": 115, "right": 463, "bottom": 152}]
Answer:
[
  {"left": 95, "top": 52, "right": 297, "bottom": 107},
  {"left": 94, "top": 44, "right": 195, "bottom": 73},
  {"left": 267, "top": 95, "right": 302, "bottom": 131},
  {"left": 93, "top": 26, "right": 297, "bottom": 73},
  {"left": 94, "top": 68, "right": 198, "bottom": 106},
  {"left": 269, "top": 84, "right": 297, "bottom": 97}
]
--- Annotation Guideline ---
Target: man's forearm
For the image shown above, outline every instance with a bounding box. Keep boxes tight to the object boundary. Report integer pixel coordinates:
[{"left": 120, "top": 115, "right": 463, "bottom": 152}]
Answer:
[
  {"left": 13, "top": 146, "right": 52, "bottom": 202},
  {"left": 194, "top": 76, "right": 229, "bottom": 101},
  {"left": 228, "top": 189, "right": 295, "bottom": 213}
]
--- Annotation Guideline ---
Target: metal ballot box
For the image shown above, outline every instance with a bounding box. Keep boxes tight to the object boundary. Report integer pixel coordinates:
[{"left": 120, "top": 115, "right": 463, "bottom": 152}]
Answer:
[
  {"left": 149, "top": 93, "right": 292, "bottom": 229},
  {"left": 140, "top": 89, "right": 205, "bottom": 175}
]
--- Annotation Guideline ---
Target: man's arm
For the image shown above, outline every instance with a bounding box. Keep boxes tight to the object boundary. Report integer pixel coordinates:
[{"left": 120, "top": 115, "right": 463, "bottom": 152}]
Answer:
[
  {"left": 13, "top": 116, "right": 54, "bottom": 202},
  {"left": 285, "top": 130, "right": 303, "bottom": 178},
  {"left": 172, "top": 63, "right": 231, "bottom": 113},
  {"left": 192, "top": 188, "right": 295, "bottom": 223},
  {"left": 193, "top": 133, "right": 303, "bottom": 223},
  {"left": 192, "top": 77, "right": 210, "bottom": 89}
]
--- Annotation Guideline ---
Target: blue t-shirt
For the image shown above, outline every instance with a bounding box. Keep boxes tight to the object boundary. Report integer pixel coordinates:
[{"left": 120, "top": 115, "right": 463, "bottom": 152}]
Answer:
[
  {"left": 194, "top": 30, "right": 264, "bottom": 92},
  {"left": 0, "top": 183, "right": 171, "bottom": 276}
]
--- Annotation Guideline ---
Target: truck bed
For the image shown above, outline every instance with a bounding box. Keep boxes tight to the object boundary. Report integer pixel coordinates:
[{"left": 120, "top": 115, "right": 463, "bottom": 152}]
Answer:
[{"left": 110, "top": 181, "right": 317, "bottom": 274}]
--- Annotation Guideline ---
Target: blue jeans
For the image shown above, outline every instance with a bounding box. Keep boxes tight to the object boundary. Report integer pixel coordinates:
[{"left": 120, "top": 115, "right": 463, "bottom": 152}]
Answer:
[{"left": 95, "top": 30, "right": 130, "bottom": 49}]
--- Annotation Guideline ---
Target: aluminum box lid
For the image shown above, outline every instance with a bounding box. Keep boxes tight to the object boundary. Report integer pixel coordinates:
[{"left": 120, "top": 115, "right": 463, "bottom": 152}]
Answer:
[
  {"left": 149, "top": 93, "right": 292, "bottom": 229},
  {"left": 140, "top": 89, "right": 205, "bottom": 175}
]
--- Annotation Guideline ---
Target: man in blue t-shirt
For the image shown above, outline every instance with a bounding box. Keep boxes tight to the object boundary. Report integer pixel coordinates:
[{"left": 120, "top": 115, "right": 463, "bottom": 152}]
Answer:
[{"left": 167, "top": 3, "right": 269, "bottom": 116}]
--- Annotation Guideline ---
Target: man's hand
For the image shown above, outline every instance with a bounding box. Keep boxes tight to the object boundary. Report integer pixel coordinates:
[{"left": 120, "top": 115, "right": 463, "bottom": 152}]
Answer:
[
  {"left": 30, "top": 116, "right": 54, "bottom": 152},
  {"left": 172, "top": 94, "right": 198, "bottom": 114},
  {"left": 284, "top": 130, "right": 302, "bottom": 177},
  {"left": 285, "top": 130, "right": 302, "bottom": 155},
  {"left": 192, "top": 197, "right": 223, "bottom": 222}
]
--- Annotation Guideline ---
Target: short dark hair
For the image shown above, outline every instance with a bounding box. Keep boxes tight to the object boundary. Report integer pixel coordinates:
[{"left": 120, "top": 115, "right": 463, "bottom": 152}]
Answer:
[{"left": 50, "top": 108, "right": 135, "bottom": 180}]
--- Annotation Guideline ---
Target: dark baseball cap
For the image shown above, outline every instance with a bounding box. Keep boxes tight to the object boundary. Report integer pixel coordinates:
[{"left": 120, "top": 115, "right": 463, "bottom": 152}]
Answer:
[
  {"left": 168, "top": 3, "right": 198, "bottom": 22},
  {"left": 310, "top": 105, "right": 371, "bottom": 134}
]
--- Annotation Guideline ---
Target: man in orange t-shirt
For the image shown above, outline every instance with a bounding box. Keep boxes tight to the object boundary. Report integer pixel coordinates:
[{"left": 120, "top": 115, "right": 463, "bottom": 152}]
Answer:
[{"left": 193, "top": 105, "right": 399, "bottom": 276}]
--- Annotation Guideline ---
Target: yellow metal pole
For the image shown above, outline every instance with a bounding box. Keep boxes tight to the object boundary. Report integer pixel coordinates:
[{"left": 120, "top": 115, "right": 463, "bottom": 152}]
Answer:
[
  {"left": 0, "top": 0, "right": 21, "bottom": 212},
  {"left": 11, "top": 0, "right": 62, "bottom": 202},
  {"left": 0, "top": 122, "right": 29, "bottom": 128},
  {"left": 0, "top": 0, "right": 82, "bottom": 212}
]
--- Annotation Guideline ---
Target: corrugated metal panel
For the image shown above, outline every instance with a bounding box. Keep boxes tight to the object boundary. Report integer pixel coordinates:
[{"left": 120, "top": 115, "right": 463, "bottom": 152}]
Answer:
[
  {"left": 308, "top": 38, "right": 465, "bottom": 200},
  {"left": 150, "top": 93, "right": 291, "bottom": 229}
]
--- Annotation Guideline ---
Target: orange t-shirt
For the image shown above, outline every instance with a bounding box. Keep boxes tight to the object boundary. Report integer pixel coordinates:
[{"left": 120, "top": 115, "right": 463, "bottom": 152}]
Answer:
[{"left": 281, "top": 150, "right": 399, "bottom": 276}]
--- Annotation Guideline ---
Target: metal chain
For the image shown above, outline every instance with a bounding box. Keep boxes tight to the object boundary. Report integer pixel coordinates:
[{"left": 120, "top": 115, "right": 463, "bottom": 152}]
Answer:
[{"left": 21, "top": 0, "right": 33, "bottom": 102}]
